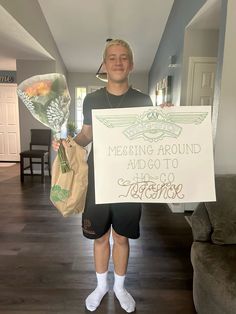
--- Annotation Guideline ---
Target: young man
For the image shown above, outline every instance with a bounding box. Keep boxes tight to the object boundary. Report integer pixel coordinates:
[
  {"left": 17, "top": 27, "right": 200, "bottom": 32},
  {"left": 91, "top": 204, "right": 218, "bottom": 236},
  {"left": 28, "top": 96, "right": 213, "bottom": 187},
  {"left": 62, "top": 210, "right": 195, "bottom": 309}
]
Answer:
[{"left": 54, "top": 39, "right": 152, "bottom": 312}]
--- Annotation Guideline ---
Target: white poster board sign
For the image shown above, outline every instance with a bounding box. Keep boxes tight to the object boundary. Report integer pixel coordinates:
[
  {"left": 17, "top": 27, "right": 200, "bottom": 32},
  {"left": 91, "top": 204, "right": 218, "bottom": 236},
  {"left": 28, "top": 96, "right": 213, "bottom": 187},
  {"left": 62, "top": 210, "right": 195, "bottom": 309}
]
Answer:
[{"left": 92, "top": 106, "right": 216, "bottom": 204}]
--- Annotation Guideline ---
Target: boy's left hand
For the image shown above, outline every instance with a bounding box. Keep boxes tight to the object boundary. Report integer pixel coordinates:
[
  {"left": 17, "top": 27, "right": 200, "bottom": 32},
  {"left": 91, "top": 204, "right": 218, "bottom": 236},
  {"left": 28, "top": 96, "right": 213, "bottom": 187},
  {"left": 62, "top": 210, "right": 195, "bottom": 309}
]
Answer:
[{"left": 160, "top": 102, "right": 174, "bottom": 108}]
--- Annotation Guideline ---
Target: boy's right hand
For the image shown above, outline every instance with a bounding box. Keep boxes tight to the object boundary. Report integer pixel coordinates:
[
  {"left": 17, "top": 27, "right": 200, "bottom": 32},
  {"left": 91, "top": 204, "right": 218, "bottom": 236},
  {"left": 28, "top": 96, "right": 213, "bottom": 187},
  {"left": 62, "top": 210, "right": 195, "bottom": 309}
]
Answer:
[
  {"left": 52, "top": 139, "right": 61, "bottom": 152},
  {"left": 52, "top": 139, "right": 68, "bottom": 152}
]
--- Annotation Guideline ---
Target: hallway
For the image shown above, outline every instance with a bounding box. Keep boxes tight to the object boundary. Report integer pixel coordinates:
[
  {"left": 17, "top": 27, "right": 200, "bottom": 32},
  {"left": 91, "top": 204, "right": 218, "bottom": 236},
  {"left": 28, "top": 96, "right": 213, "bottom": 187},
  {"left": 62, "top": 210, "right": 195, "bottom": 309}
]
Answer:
[{"left": 0, "top": 164, "right": 196, "bottom": 313}]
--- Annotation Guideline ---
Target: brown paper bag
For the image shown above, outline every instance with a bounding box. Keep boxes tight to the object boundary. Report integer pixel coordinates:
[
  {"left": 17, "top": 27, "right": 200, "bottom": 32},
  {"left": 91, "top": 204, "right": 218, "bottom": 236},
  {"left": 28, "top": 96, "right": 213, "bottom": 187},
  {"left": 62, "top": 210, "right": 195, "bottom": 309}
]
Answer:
[{"left": 50, "top": 137, "right": 88, "bottom": 217}]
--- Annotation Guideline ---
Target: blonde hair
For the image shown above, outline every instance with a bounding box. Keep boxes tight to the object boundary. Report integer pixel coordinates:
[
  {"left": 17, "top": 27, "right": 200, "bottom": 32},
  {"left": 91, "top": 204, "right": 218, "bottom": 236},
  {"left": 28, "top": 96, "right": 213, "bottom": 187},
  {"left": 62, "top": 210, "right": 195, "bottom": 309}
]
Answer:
[{"left": 103, "top": 39, "right": 134, "bottom": 64}]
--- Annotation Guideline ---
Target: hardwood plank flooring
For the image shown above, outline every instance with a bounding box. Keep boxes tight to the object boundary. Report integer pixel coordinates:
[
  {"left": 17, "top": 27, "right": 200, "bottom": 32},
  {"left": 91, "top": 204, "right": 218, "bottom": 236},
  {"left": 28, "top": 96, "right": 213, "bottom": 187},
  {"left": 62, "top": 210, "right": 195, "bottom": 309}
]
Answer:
[{"left": 0, "top": 164, "right": 196, "bottom": 313}]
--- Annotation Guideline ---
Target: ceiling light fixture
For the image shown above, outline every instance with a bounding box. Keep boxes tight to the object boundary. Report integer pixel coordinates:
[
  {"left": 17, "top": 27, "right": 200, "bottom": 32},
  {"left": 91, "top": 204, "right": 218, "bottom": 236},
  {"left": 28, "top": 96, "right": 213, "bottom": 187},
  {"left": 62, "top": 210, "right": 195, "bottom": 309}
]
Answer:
[{"left": 96, "top": 38, "right": 112, "bottom": 82}]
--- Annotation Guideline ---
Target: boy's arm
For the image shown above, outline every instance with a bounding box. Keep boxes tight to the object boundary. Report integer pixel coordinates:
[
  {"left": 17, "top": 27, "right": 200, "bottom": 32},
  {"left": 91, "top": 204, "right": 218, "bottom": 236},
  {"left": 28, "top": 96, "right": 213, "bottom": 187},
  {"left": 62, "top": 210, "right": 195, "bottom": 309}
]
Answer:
[{"left": 74, "top": 124, "right": 93, "bottom": 147}]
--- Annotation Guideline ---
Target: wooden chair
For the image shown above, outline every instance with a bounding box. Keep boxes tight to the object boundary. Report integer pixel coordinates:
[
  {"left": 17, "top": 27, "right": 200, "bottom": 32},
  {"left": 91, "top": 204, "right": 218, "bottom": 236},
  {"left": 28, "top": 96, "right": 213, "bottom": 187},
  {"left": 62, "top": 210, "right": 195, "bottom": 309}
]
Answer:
[{"left": 20, "top": 129, "right": 51, "bottom": 183}]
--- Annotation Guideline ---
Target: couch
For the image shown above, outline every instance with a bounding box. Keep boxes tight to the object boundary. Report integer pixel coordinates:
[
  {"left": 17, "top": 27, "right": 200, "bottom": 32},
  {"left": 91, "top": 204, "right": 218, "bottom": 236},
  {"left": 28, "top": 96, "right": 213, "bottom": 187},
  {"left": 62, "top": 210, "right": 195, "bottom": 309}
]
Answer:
[{"left": 190, "top": 175, "right": 236, "bottom": 314}]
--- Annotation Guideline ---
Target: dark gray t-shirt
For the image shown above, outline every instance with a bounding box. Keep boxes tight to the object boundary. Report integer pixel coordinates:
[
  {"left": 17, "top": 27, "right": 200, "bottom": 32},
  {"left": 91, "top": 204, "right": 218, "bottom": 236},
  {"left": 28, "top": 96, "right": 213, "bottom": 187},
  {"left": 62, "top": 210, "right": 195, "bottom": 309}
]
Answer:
[
  {"left": 83, "top": 87, "right": 153, "bottom": 125},
  {"left": 82, "top": 87, "right": 153, "bottom": 219}
]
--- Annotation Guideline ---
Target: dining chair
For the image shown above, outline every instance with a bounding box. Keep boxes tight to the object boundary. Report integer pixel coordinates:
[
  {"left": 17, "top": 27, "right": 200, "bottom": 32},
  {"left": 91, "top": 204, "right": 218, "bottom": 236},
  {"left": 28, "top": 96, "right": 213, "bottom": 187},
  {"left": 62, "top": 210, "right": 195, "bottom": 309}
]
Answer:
[{"left": 20, "top": 129, "right": 51, "bottom": 183}]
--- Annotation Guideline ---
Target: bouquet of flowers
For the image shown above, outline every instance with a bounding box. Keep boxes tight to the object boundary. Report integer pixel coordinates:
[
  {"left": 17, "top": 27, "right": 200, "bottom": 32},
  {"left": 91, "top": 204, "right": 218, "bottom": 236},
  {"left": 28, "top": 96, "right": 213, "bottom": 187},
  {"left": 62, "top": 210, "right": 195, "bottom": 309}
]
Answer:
[{"left": 17, "top": 73, "right": 71, "bottom": 172}]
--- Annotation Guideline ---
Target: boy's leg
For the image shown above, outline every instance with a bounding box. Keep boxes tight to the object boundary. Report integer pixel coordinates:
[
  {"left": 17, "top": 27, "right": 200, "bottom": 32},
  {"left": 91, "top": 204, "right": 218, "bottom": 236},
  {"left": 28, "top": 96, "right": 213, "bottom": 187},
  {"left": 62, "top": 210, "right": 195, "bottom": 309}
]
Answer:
[
  {"left": 112, "top": 229, "right": 129, "bottom": 275},
  {"left": 94, "top": 228, "right": 111, "bottom": 273},
  {"left": 111, "top": 204, "right": 141, "bottom": 313},
  {"left": 85, "top": 229, "right": 111, "bottom": 312},
  {"left": 112, "top": 229, "right": 136, "bottom": 313}
]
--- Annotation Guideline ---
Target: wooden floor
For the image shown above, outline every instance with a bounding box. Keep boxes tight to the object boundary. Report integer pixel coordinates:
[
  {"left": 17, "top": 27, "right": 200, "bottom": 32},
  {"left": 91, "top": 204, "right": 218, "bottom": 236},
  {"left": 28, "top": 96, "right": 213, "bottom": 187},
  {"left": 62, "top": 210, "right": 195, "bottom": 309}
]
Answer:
[{"left": 0, "top": 164, "right": 196, "bottom": 314}]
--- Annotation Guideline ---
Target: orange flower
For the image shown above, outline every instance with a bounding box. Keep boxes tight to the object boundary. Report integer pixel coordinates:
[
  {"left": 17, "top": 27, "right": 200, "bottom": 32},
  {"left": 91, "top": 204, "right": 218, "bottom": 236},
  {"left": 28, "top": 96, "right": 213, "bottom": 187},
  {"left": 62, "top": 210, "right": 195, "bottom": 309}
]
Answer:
[{"left": 25, "top": 80, "right": 52, "bottom": 97}]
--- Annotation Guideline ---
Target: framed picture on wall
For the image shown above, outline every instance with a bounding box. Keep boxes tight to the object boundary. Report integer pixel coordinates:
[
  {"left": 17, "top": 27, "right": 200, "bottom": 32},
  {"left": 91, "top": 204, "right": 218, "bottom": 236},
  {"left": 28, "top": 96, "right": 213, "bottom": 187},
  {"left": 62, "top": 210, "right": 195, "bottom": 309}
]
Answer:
[{"left": 156, "top": 75, "right": 172, "bottom": 106}]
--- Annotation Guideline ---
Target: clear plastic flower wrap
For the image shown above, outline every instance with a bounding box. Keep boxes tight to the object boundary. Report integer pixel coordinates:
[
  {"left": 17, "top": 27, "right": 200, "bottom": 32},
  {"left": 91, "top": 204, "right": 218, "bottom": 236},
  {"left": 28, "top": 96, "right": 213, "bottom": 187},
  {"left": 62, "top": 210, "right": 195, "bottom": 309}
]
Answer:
[{"left": 17, "top": 73, "right": 71, "bottom": 173}]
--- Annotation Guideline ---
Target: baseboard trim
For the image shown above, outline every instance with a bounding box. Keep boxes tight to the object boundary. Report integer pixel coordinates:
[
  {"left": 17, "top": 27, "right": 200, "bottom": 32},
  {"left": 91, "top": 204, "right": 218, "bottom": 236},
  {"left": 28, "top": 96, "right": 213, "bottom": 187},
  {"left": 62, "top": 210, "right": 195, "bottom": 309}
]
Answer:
[
  {"left": 168, "top": 202, "right": 199, "bottom": 213},
  {"left": 185, "top": 215, "right": 192, "bottom": 228},
  {"left": 24, "top": 170, "right": 49, "bottom": 176},
  {"left": 168, "top": 203, "right": 185, "bottom": 213}
]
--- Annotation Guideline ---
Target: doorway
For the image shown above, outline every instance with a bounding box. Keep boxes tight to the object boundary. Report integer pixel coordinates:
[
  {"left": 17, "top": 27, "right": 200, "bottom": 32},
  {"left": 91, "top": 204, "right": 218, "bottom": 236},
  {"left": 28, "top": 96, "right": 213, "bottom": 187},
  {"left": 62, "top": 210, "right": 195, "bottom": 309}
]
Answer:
[
  {"left": 0, "top": 84, "right": 20, "bottom": 161},
  {"left": 187, "top": 56, "right": 217, "bottom": 106},
  {"left": 181, "top": 0, "right": 221, "bottom": 108}
]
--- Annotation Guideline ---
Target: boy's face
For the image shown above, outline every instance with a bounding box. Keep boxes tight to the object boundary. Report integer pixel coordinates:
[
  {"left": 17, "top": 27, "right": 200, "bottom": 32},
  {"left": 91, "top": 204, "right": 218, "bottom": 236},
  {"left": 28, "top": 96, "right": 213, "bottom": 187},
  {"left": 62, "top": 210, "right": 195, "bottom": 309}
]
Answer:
[{"left": 104, "top": 44, "right": 133, "bottom": 83}]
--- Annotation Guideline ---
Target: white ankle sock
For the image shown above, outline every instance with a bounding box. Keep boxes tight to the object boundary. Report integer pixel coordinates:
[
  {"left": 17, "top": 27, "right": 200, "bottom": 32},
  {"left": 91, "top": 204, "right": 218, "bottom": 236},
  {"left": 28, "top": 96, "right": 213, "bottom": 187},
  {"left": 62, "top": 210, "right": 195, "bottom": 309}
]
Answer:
[
  {"left": 113, "top": 272, "right": 136, "bottom": 313},
  {"left": 85, "top": 271, "right": 109, "bottom": 312}
]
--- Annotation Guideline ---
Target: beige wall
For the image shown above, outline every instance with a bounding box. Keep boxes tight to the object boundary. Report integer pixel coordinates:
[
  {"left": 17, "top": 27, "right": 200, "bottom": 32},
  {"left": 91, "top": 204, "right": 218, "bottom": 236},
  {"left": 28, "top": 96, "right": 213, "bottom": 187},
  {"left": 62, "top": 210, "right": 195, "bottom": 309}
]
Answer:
[
  {"left": 214, "top": 0, "right": 236, "bottom": 173},
  {"left": 0, "top": 0, "right": 67, "bottom": 156},
  {"left": 0, "top": 0, "right": 66, "bottom": 74},
  {"left": 0, "top": 58, "right": 16, "bottom": 70}
]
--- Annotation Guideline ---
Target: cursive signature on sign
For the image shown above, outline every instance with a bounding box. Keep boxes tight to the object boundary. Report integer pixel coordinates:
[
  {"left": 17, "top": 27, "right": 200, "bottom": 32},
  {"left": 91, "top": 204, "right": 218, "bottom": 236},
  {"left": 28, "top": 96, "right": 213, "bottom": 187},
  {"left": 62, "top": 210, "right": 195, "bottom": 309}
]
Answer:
[{"left": 118, "top": 178, "right": 184, "bottom": 201}]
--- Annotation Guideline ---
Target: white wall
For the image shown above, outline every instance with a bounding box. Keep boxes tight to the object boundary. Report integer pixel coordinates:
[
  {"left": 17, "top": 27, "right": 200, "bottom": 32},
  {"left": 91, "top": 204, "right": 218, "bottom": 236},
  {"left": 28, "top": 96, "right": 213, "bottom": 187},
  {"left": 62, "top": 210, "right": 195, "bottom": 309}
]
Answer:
[{"left": 214, "top": 0, "right": 236, "bottom": 174}]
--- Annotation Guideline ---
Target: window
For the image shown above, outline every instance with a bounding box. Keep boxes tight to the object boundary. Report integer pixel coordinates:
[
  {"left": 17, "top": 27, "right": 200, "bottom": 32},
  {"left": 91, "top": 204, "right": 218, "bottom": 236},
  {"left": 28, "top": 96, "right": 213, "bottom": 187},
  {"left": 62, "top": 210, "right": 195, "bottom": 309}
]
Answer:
[
  {"left": 75, "top": 87, "right": 86, "bottom": 130},
  {"left": 75, "top": 86, "right": 102, "bottom": 130}
]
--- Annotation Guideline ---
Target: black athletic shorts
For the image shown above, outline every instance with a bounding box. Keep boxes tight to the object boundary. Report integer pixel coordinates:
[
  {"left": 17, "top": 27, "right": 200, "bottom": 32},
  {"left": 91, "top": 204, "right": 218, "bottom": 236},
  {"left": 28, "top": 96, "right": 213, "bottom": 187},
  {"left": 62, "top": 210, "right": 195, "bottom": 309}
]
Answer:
[
  {"left": 82, "top": 149, "right": 142, "bottom": 240},
  {"left": 82, "top": 202, "right": 142, "bottom": 239}
]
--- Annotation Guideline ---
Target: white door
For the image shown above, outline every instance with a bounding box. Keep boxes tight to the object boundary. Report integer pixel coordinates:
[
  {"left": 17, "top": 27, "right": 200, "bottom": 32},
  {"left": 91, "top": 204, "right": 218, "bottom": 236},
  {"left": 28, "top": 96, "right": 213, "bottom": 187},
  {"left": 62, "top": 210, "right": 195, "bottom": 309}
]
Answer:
[
  {"left": 0, "top": 85, "right": 20, "bottom": 161},
  {"left": 187, "top": 57, "right": 217, "bottom": 106}
]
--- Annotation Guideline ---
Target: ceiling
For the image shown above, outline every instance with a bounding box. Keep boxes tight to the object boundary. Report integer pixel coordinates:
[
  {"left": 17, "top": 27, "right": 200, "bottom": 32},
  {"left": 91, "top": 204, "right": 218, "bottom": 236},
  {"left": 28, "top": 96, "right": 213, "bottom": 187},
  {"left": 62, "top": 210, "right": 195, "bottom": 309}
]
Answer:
[
  {"left": 0, "top": 5, "right": 53, "bottom": 61},
  {"left": 38, "top": 0, "right": 175, "bottom": 73},
  {"left": 187, "top": 0, "right": 221, "bottom": 30},
  {"left": 1, "top": 0, "right": 222, "bottom": 74},
  {"left": 0, "top": 0, "right": 174, "bottom": 73}
]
